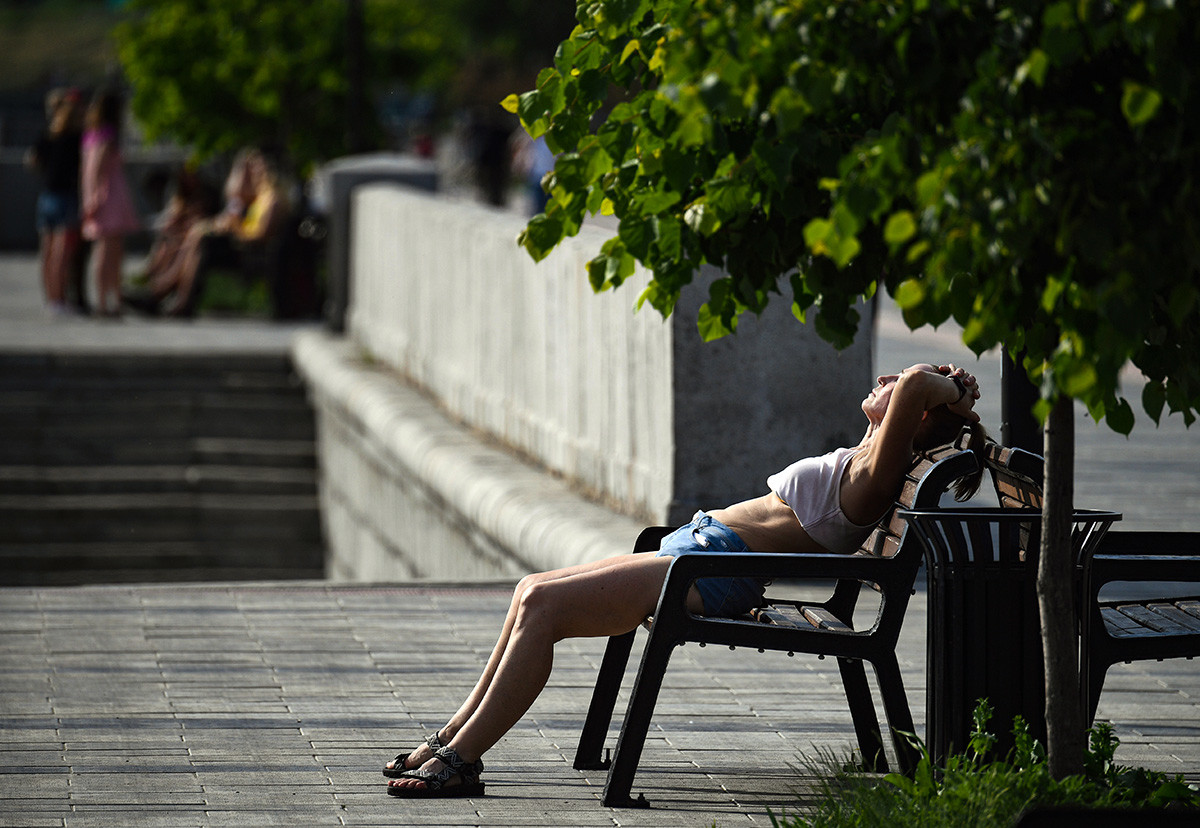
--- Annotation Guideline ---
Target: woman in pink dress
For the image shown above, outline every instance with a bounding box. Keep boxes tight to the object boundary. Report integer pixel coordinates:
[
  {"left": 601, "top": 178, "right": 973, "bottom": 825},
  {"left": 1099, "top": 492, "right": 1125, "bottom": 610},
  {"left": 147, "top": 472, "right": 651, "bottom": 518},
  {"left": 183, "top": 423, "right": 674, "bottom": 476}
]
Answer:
[{"left": 81, "top": 89, "right": 140, "bottom": 317}]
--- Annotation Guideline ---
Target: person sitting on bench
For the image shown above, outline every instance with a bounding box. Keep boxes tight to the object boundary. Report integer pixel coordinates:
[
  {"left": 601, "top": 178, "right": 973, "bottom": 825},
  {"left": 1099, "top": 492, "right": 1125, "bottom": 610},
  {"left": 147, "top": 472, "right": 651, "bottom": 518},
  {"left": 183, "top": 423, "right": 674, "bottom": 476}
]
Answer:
[
  {"left": 382, "top": 362, "right": 987, "bottom": 798},
  {"left": 130, "top": 147, "right": 288, "bottom": 317}
]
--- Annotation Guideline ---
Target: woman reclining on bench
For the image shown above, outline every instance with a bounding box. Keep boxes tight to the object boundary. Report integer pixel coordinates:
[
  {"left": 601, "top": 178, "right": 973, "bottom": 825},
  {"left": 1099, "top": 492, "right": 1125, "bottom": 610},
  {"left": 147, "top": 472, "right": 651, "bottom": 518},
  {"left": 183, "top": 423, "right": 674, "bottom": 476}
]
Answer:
[{"left": 383, "top": 362, "right": 986, "bottom": 798}]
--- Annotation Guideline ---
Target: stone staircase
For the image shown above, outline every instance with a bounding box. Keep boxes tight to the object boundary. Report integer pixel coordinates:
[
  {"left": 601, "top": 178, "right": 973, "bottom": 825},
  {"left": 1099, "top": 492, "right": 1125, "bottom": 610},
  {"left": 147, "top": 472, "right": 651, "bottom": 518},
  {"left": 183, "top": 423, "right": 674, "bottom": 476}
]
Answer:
[{"left": 0, "top": 352, "right": 324, "bottom": 585}]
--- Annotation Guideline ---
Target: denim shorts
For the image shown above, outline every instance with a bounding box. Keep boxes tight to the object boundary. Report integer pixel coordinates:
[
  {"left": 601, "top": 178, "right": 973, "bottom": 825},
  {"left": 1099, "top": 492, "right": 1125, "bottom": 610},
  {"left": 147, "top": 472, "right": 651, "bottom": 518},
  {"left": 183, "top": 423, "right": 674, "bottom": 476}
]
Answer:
[
  {"left": 655, "top": 511, "right": 766, "bottom": 617},
  {"left": 36, "top": 191, "right": 80, "bottom": 231}
]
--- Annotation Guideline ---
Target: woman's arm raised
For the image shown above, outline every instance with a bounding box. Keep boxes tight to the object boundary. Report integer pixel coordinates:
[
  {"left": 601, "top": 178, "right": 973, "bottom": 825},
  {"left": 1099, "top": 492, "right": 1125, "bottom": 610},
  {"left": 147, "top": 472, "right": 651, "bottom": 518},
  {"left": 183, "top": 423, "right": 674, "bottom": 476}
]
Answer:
[{"left": 843, "top": 365, "right": 980, "bottom": 523}]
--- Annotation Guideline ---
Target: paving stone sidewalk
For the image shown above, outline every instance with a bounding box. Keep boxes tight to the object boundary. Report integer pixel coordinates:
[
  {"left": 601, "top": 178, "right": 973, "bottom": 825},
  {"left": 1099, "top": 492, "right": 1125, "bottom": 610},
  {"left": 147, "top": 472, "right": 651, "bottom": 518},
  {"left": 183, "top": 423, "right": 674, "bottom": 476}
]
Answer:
[{"left": 1, "top": 580, "right": 1198, "bottom": 828}]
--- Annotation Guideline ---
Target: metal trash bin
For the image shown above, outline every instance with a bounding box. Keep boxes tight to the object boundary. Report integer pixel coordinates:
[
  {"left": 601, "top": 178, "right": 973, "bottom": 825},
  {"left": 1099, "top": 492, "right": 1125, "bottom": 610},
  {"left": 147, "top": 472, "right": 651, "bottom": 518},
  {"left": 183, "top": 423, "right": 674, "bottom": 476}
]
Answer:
[{"left": 899, "top": 507, "right": 1120, "bottom": 761}]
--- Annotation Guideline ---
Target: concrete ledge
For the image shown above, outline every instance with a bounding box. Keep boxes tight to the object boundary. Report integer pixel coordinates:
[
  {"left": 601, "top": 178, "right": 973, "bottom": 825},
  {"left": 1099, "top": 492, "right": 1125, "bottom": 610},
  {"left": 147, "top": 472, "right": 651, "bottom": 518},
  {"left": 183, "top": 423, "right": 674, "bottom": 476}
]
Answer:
[{"left": 293, "top": 329, "right": 644, "bottom": 580}]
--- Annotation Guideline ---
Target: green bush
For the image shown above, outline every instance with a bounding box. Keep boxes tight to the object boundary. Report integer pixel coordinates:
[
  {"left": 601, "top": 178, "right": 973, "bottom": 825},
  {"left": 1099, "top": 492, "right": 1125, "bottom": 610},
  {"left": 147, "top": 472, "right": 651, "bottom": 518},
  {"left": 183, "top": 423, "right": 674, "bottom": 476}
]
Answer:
[
  {"left": 772, "top": 701, "right": 1198, "bottom": 828},
  {"left": 195, "top": 270, "right": 271, "bottom": 317}
]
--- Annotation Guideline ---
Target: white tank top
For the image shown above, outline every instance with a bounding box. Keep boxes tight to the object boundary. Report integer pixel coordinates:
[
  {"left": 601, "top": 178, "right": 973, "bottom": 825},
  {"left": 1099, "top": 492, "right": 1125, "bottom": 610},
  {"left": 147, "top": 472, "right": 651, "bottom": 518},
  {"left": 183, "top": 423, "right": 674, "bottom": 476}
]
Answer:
[{"left": 766, "top": 446, "right": 878, "bottom": 554}]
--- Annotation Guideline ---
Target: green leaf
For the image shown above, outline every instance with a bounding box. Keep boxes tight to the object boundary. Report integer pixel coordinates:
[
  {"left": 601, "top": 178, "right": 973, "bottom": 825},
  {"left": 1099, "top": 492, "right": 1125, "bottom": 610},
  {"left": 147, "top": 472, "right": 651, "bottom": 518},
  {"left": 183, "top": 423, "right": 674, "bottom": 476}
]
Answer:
[
  {"left": 803, "top": 218, "right": 833, "bottom": 251},
  {"left": 618, "top": 216, "right": 653, "bottom": 259},
  {"left": 883, "top": 772, "right": 916, "bottom": 795},
  {"left": 655, "top": 215, "right": 682, "bottom": 261},
  {"left": 894, "top": 279, "right": 925, "bottom": 309},
  {"left": 1148, "top": 780, "right": 1200, "bottom": 807},
  {"left": 830, "top": 235, "right": 861, "bottom": 268},
  {"left": 1058, "top": 360, "right": 1098, "bottom": 399},
  {"left": 684, "top": 202, "right": 721, "bottom": 236},
  {"left": 635, "top": 188, "right": 681, "bottom": 215},
  {"left": 1042, "top": 2, "right": 1074, "bottom": 28},
  {"left": 673, "top": 108, "right": 708, "bottom": 147},
  {"left": 805, "top": 208, "right": 861, "bottom": 268},
  {"left": 603, "top": 246, "right": 636, "bottom": 289},
  {"left": 1142, "top": 380, "right": 1166, "bottom": 425},
  {"left": 1121, "top": 81, "right": 1162, "bottom": 127},
  {"left": 915, "top": 169, "right": 944, "bottom": 207},
  {"left": 586, "top": 254, "right": 607, "bottom": 291},
  {"left": 1033, "top": 397, "right": 1054, "bottom": 425},
  {"left": 752, "top": 140, "right": 797, "bottom": 189},
  {"left": 884, "top": 211, "right": 917, "bottom": 245},
  {"left": 769, "top": 86, "right": 810, "bottom": 133},
  {"left": 1015, "top": 48, "right": 1050, "bottom": 88},
  {"left": 1041, "top": 277, "right": 1067, "bottom": 313},
  {"left": 697, "top": 301, "right": 735, "bottom": 341},
  {"left": 1106, "top": 397, "right": 1135, "bottom": 435},
  {"left": 519, "top": 214, "right": 564, "bottom": 262}
]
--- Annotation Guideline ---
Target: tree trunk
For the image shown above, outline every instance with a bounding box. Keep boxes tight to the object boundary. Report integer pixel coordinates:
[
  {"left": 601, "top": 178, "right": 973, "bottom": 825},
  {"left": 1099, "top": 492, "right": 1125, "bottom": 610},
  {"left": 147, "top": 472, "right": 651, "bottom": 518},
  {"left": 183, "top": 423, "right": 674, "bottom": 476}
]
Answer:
[{"left": 1039, "top": 394, "right": 1086, "bottom": 777}]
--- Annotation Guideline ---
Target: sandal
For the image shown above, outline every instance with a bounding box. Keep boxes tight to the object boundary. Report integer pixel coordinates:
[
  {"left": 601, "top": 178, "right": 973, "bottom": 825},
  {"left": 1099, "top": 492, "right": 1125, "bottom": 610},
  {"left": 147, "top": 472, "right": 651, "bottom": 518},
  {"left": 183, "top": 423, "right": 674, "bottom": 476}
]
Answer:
[
  {"left": 386, "top": 745, "right": 485, "bottom": 798},
  {"left": 382, "top": 730, "right": 445, "bottom": 778}
]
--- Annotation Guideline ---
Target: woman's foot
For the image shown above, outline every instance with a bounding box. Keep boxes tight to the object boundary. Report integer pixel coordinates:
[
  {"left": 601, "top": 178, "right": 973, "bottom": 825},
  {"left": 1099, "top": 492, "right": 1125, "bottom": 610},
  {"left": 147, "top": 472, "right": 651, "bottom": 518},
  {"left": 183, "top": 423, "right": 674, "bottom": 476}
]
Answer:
[
  {"left": 386, "top": 746, "right": 484, "bottom": 798},
  {"left": 382, "top": 728, "right": 447, "bottom": 777}
]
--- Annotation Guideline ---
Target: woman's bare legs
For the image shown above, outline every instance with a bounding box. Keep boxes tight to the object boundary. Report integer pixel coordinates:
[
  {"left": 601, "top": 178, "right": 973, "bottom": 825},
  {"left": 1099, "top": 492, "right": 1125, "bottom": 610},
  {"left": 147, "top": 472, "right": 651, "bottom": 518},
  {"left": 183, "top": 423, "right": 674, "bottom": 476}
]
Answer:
[
  {"left": 388, "top": 552, "right": 702, "bottom": 791},
  {"left": 92, "top": 235, "right": 124, "bottom": 315},
  {"left": 160, "top": 231, "right": 207, "bottom": 315},
  {"left": 38, "top": 230, "right": 54, "bottom": 304},
  {"left": 43, "top": 227, "right": 79, "bottom": 309},
  {"left": 385, "top": 552, "right": 679, "bottom": 772}
]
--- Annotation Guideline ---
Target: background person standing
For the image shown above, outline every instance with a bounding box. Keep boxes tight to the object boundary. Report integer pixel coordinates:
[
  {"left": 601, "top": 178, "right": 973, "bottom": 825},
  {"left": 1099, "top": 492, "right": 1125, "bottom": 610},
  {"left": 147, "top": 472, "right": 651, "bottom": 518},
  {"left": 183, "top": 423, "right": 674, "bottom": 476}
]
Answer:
[
  {"left": 80, "top": 88, "right": 140, "bottom": 318},
  {"left": 27, "top": 87, "right": 84, "bottom": 315}
]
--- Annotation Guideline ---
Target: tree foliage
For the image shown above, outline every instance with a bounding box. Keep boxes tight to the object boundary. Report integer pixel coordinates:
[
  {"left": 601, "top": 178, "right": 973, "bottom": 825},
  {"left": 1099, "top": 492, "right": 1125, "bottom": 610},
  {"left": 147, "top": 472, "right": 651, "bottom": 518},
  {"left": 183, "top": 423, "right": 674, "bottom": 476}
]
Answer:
[
  {"left": 114, "top": 0, "right": 460, "bottom": 173},
  {"left": 511, "top": 0, "right": 1200, "bottom": 434}
]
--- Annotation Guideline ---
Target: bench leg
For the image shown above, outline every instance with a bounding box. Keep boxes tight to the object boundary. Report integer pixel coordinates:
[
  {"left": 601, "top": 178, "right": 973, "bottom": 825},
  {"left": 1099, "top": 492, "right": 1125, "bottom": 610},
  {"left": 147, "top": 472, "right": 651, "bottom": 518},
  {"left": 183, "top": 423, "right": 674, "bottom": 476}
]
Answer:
[
  {"left": 1081, "top": 656, "right": 1109, "bottom": 726},
  {"left": 574, "top": 629, "right": 637, "bottom": 770},
  {"left": 872, "top": 654, "right": 920, "bottom": 774},
  {"left": 837, "top": 656, "right": 889, "bottom": 772},
  {"left": 602, "top": 627, "right": 676, "bottom": 808}
]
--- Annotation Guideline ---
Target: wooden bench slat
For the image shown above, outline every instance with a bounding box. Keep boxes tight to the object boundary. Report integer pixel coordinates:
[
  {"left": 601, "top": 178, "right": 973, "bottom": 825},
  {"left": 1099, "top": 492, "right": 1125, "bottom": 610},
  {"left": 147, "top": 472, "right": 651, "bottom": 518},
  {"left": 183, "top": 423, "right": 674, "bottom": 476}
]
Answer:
[
  {"left": 997, "top": 485, "right": 1040, "bottom": 509},
  {"left": 1116, "top": 604, "right": 1197, "bottom": 635},
  {"left": 802, "top": 606, "right": 853, "bottom": 633},
  {"left": 1147, "top": 603, "right": 1200, "bottom": 634},
  {"left": 754, "top": 604, "right": 805, "bottom": 628},
  {"left": 1178, "top": 600, "right": 1200, "bottom": 620},
  {"left": 1101, "top": 606, "right": 1154, "bottom": 638}
]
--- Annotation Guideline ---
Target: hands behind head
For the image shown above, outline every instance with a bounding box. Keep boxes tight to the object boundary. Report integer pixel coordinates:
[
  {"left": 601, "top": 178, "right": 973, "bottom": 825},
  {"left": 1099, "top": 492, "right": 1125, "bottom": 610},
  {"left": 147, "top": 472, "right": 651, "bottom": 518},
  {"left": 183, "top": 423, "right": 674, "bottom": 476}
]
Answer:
[{"left": 938, "top": 364, "right": 982, "bottom": 423}]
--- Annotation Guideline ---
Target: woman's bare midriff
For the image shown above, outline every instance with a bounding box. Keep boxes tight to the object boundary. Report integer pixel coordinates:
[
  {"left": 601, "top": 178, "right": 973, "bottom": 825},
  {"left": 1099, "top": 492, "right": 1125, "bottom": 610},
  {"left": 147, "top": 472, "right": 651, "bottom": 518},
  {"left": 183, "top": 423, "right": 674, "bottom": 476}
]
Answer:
[{"left": 707, "top": 493, "right": 828, "bottom": 553}]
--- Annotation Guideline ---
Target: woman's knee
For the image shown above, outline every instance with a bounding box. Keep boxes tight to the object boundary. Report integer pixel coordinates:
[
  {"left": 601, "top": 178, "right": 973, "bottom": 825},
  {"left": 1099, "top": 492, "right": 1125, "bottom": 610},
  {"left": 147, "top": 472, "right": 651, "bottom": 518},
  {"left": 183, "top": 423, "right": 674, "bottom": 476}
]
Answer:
[
  {"left": 514, "top": 570, "right": 550, "bottom": 599},
  {"left": 512, "top": 571, "right": 561, "bottom": 614},
  {"left": 513, "top": 580, "right": 566, "bottom": 632}
]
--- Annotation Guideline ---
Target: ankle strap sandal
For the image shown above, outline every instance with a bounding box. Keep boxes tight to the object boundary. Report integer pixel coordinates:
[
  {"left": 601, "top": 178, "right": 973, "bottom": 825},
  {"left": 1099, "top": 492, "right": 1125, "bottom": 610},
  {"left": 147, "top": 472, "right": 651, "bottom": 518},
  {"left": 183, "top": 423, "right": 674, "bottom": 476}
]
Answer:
[
  {"left": 386, "top": 745, "right": 485, "bottom": 798},
  {"left": 382, "top": 729, "right": 445, "bottom": 778}
]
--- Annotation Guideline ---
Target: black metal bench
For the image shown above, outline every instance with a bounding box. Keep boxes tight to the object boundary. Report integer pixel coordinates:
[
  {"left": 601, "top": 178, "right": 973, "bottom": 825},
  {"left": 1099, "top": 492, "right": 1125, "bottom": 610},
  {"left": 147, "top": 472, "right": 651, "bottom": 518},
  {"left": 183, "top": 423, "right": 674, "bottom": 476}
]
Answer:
[
  {"left": 1081, "top": 532, "right": 1200, "bottom": 721},
  {"left": 573, "top": 440, "right": 979, "bottom": 807},
  {"left": 979, "top": 442, "right": 1200, "bottom": 723}
]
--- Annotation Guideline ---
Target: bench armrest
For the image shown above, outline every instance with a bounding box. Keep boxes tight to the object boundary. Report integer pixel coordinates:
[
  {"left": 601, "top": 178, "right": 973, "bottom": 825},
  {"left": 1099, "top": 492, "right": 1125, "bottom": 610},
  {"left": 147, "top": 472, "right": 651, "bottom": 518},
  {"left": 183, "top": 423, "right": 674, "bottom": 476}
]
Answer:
[
  {"left": 1087, "top": 531, "right": 1200, "bottom": 587},
  {"left": 655, "top": 550, "right": 914, "bottom": 611},
  {"left": 1094, "top": 531, "right": 1199, "bottom": 557}
]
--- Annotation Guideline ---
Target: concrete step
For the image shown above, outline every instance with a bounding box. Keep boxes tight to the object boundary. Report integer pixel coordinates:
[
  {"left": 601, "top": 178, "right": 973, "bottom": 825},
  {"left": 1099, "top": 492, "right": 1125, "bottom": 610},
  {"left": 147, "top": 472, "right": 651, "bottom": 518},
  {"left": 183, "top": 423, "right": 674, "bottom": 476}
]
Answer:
[
  {"left": 0, "top": 465, "right": 317, "bottom": 495},
  {"left": 0, "top": 540, "right": 322, "bottom": 586},
  {"left": 193, "top": 438, "right": 316, "bottom": 468},
  {"left": 0, "top": 406, "right": 316, "bottom": 444},
  {"left": 0, "top": 352, "right": 299, "bottom": 387},
  {"left": 0, "top": 492, "right": 322, "bottom": 543},
  {"left": 0, "top": 349, "right": 326, "bottom": 584},
  {"left": 1, "top": 389, "right": 313, "bottom": 414},
  {"left": 0, "top": 436, "right": 316, "bottom": 467}
]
